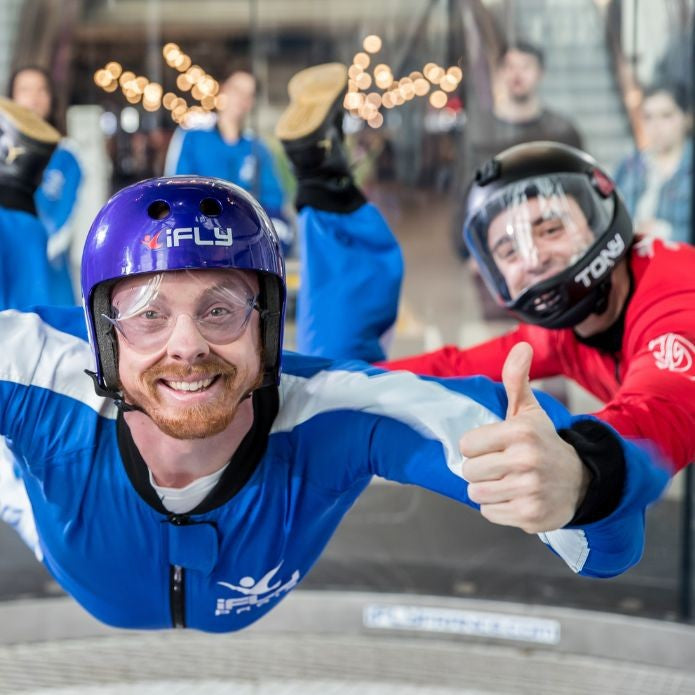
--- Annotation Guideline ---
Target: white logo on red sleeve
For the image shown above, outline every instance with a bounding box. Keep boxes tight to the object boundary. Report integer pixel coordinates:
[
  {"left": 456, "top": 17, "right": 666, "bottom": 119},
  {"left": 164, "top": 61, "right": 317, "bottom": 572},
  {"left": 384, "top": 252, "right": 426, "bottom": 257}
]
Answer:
[
  {"left": 634, "top": 236, "right": 681, "bottom": 258},
  {"left": 648, "top": 333, "right": 695, "bottom": 380}
]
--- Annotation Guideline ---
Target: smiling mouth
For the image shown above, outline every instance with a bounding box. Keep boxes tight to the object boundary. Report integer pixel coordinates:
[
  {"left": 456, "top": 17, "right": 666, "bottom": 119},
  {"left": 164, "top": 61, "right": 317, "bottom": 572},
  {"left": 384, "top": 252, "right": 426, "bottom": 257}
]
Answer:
[{"left": 160, "top": 376, "right": 219, "bottom": 393}]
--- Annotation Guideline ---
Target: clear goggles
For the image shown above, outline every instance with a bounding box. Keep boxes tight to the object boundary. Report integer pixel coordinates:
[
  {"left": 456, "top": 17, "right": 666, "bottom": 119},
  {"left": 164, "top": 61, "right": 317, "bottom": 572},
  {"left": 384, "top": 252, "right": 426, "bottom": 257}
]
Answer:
[
  {"left": 104, "top": 270, "right": 260, "bottom": 353},
  {"left": 466, "top": 174, "right": 615, "bottom": 301}
]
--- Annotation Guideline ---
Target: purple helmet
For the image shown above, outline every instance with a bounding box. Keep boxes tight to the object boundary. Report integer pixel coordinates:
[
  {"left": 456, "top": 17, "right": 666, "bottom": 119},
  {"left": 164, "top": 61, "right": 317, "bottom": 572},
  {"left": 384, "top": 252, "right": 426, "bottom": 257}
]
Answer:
[{"left": 81, "top": 176, "right": 285, "bottom": 392}]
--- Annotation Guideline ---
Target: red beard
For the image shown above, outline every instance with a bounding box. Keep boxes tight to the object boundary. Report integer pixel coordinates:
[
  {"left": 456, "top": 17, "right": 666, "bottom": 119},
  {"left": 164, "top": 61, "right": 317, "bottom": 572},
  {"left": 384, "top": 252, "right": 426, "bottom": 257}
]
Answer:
[{"left": 122, "top": 354, "right": 261, "bottom": 440}]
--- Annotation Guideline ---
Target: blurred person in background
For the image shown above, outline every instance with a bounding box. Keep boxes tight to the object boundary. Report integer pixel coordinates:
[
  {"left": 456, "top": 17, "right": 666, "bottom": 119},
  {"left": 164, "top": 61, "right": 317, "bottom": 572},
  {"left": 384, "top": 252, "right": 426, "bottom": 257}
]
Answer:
[
  {"left": 614, "top": 82, "right": 692, "bottom": 244},
  {"left": 165, "top": 69, "right": 292, "bottom": 253},
  {"left": 471, "top": 40, "right": 583, "bottom": 167},
  {"left": 0, "top": 97, "right": 62, "bottom": 309},
  {"left": 455, "top": 40, "right": 585, "bottom": 322},
  {"left": 652, "top": 5, "right": 693, "bottom": 106},
  {"left": 9, "top": 65, "right": 82, "bottom": 304}
]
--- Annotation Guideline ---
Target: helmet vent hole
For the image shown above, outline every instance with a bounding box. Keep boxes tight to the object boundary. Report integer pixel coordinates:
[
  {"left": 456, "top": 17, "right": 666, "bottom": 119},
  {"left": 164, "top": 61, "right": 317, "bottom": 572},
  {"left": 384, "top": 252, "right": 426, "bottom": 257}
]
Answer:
[
  {"left": 147, "top": 200, "right": 171, "bottom": 220},
  {"left": 200, "top": 197, "right": 223, "bottom": 217}
]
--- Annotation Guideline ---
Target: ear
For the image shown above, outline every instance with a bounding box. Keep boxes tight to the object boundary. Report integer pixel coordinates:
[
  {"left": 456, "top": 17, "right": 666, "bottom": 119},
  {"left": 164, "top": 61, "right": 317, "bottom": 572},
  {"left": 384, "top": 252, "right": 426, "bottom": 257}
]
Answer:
[{"left": 91, "top": 282, "right": 121, "bottom": 391}]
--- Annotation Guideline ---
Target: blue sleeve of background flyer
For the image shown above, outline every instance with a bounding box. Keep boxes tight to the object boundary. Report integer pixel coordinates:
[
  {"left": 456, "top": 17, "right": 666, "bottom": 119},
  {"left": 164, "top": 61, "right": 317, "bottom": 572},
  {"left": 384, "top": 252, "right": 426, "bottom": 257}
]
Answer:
[{"left": 296, "top": 203, "right": 403, "bottom": 362}]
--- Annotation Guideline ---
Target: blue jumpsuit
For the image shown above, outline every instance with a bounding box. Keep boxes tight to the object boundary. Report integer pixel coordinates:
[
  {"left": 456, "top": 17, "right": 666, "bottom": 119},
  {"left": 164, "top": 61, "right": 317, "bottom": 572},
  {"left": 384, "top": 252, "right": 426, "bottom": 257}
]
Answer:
[
  {"left": 0, "top": 305, "right": 669, "bottom": 632},
  {"left": 35, "top": 141, "right": 82, "bottom": 306},
  {"left": 296, "top": 203, "right": 403, "bottom": 362},
  {"left": 0, "top": 209, "right": 58, "bottom": 309},
  {"left": 166, "top": 127, "right": 292, "bottom": 252}
]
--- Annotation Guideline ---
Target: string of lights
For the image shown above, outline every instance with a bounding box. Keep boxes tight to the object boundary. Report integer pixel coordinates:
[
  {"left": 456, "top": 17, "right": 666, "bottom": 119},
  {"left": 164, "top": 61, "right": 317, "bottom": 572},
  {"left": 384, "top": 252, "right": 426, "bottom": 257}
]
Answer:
[
  {"left": 93, "top": 44, "right": 220, "bottom": 127},
  {"left": 345, "top": 34, "right": 463, "bottom": 128},
  {"left": 93, "top": 35, "right": 462, "bottom": 130}
]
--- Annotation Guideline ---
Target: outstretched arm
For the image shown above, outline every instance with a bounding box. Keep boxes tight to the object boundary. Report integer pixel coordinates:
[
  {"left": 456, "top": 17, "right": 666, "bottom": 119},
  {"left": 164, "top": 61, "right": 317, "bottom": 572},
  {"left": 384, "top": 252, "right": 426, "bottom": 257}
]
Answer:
[
  {"left": 366, "top": 344, "right": 669, "bottom": 578},
  {"left": 380, "top": 324, "right": 562, "bottom": 381},
  {"left": 592, "top": 335, "right": 695, "bottom": 473}
]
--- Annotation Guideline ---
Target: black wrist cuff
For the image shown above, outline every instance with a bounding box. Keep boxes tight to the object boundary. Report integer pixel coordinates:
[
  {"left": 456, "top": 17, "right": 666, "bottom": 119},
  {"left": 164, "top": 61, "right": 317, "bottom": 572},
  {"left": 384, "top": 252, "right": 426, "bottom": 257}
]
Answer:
[
  {"left": 295, "top": 178, "right": 366, "bottom": 213},
  {"left": 0, "top": 184, "right": 37, "bottom": 215},
  {"left": 559, "top": 419, "right": 626, "bottom": 526}
]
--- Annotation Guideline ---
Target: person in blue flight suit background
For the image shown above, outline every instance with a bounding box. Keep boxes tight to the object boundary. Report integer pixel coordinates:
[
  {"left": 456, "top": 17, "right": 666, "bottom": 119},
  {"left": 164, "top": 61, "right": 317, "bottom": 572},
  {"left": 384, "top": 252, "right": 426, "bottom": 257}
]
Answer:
[
  {"left": 0, "top": 96, "right": 64, "bottom": 309},
  {"left": 165, "top": 68, "right": 293, "bottom": 254},
  {"left": 9, "top": 65, "right": 83, "bottom": 305}
]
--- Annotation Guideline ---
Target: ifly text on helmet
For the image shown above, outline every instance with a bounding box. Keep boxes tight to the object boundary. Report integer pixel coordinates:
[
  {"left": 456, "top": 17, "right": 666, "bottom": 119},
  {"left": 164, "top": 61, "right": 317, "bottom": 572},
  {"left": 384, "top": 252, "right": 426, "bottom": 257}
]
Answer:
[{"left": 166, "top": 226, "right": 233, "bottom": 248}]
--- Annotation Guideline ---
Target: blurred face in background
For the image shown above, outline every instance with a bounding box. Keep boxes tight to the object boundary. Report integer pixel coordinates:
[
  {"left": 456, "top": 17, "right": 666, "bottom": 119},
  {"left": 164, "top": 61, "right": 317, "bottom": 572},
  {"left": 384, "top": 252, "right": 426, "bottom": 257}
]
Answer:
[
  {"left": 11, "top": 68, "right": 52, "bottom": 120},
  {"left": 219, "top": 71, "right": 256, "bottom": 125},
  {"left": 641, "top": 90, "right": 690, "bottom": 155},
  {"left": 499, "top": 49, "right": 543, "bottom": 103}
]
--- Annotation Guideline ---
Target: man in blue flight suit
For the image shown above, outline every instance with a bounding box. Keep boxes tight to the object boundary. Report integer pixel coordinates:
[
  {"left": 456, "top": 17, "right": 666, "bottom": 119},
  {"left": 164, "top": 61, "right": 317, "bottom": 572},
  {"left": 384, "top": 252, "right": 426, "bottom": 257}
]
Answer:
[{"left": 0, "top": 104, "right": 668, "bottom": 633}]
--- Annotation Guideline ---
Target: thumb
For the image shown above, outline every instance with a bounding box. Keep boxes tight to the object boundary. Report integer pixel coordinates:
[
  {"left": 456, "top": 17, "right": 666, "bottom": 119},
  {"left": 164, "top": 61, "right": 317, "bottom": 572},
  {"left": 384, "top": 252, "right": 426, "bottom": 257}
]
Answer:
[{"left": 502, "top": 342, "right": 539, "bottom": 418}]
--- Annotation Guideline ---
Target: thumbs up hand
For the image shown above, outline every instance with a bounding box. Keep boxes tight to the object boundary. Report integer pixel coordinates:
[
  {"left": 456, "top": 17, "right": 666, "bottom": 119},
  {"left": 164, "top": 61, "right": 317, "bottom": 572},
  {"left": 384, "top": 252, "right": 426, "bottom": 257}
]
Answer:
[{"left": 459, "top": 342, "right": 591, "bottom": 534}]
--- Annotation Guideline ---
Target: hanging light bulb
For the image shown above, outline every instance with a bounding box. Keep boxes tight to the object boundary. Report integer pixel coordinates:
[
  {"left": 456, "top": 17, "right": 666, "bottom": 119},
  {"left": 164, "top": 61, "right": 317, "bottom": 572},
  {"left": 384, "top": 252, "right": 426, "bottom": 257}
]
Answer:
[
  {"left": 162, "top": 43, "right": 180, "bottom": 60},
  {"left": 118, "top": 70, "right": 135, "bottom": 88},
  {"left": 176, "top": 55, "right": 192, "bottom": 72},
  {"left": 187, "top": 65, "right": 204, "bottom": 83},
  {"left": 429, "top": 66, "right": 445, "bottom": 84},
  {"left": 363, "top": 35, "right": 382, "bottom": 53},
  {"left": 105, "top": 62, "right": 122, "bottom": 79},
  {"left": 355, "top": 72, "right": 372, "bottom": 90},
  {"left": 353, "top": 52, "right": 370, "bottom": 69},
  {"left": 162, "top": 92, "right": 177, "bottom": 110},
  {"left": 440, "top": 74, "right": 458, "bottom": 92},
  {"left": 413, "top": 78, "right": 430, "bottom": 96},
  {"left": 177, "top": 73, "right": 193, "bottom": 91},
  {"left": 367, "top": 112, "right": 384, "bottom": 128},
  {"left": 93, "top": 69, "right": 111, "bottom": 88},
  {"left": 429, "top": 90, "right": 447, "bottom": 108},
  {"left": 447, "top": 65, "right": 463, "bottom": 82}
]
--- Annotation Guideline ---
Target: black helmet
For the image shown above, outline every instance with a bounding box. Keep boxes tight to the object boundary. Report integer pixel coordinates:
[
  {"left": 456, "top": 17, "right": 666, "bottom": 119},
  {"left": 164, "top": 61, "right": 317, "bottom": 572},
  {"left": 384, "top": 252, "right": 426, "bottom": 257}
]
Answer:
[
  {"left": 463, "top": 141, "right": 633, "bottom": 329},
  {"left": 0, "top": 97, "right": 60, "bottom": 214}
]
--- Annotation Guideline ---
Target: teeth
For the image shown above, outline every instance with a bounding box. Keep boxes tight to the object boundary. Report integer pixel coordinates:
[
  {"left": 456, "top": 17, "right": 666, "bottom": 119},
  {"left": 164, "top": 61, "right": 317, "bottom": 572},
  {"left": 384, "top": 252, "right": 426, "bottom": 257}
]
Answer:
[{"left": 166, "top": 377, "right": 214, "bottom": 392}]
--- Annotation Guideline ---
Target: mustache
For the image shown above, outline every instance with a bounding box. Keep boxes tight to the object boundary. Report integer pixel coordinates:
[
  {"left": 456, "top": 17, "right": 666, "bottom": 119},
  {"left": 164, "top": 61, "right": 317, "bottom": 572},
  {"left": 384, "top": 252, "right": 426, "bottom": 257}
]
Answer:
[{"left": 144, "top": 357, "right": 238, "bottom": 382}]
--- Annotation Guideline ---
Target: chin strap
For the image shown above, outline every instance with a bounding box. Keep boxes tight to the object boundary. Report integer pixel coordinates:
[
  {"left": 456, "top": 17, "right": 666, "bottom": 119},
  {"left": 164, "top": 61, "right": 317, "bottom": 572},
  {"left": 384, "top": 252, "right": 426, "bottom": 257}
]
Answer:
[
  {"left": 84, "top": 370, "right": 145, "bottom": 413},
  {"left": 591, "top": 277, "right": 612, "bottom": 316}
]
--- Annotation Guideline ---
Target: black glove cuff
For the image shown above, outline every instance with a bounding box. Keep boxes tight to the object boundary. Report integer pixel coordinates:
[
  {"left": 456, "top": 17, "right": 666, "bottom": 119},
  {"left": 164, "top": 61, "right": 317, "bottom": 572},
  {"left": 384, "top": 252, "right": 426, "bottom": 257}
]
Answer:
[
  {"left": 559, "top": 419, "right": 626, "bottom": 526},
  {"left": 295, "top": 179, "right": 366, "bottom": 213}
]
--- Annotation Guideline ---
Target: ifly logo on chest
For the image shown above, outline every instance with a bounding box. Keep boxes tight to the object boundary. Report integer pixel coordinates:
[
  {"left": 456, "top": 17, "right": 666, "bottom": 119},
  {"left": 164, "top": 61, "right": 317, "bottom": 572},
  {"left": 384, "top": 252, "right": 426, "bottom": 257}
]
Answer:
[{"left": 141, "top": 226, "right": 234, "bottom": 250}]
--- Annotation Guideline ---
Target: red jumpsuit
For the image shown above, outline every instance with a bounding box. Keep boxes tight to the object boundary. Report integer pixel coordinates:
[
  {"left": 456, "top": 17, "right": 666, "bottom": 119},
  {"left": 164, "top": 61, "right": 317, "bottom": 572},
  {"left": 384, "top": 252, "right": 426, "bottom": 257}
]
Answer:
[{"left": 385, "top": 238, "right": 695, "bottom": 472}]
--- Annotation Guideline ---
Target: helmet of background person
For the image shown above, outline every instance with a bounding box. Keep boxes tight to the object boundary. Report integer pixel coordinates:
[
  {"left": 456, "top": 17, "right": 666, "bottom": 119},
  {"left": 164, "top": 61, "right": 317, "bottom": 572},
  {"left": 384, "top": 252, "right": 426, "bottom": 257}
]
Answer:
[{"left": 0, "top": 97, "right": 60, "bottom": 213}]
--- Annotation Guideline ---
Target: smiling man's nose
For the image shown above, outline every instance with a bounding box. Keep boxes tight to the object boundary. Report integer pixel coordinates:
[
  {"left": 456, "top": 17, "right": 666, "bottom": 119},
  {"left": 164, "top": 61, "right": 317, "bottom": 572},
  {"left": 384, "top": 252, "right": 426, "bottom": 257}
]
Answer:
[
  {"left": 524, "top": 243, "right": 554, "bottom": 272},
  {"left": 166, "top": 315, "right": 210, "bottom": 362}
]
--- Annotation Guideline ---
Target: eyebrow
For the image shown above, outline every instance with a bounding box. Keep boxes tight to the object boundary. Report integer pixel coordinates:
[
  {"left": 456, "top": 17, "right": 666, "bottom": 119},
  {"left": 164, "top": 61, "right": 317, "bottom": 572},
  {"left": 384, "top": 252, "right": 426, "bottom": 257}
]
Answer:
[
  {"left": 490, "top": 213, "right": 566, "bottom": 253},
  {"left": 116, "top": 280, "right": 255, "bottom": 304},
  {"left": 185, "top": 283, "right": 259, "bottom": 309},
  {"left": 490, "top": 235, "right": 515, "bottom": 254}
]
